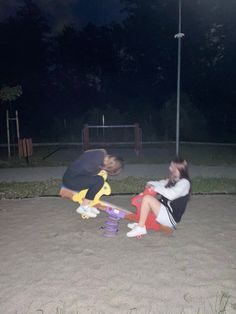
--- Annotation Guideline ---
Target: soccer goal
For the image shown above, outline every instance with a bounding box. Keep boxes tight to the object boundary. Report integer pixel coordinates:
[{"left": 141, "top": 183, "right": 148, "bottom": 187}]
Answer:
[{"left": 82, "top": 123, "right": 142, "bottom": 154}]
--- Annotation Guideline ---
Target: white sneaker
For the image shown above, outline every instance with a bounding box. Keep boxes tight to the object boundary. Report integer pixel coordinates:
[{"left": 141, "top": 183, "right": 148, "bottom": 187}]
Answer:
[
  {"left": 76, "top": 205, "right": 97, "bottom": 218},
  {"left": 126, "top": 225, "right": 147, "bottom": 237},
  {"left": 89, "top": 206, "right": 100, "bottom": 215},
  {"left": 127, "top": 222, "right": 138, "bottom": 229}
]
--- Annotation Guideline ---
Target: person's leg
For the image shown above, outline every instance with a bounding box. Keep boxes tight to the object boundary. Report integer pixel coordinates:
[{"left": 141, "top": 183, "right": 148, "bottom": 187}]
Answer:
[
  {"left": 64, "top": 175, "right": 104, "bottom": 204},
  {"left": 82, "top": 175, "right": 104, "bottom": 205},
  {"left": 127, "top": 195, "right": 161, "bottom": 237},
  {"left": 73, "top": 176, "right": 104, "bottom": 217},
  {"left": 138, "top": 195, "right": 161, "bottom": 227}
]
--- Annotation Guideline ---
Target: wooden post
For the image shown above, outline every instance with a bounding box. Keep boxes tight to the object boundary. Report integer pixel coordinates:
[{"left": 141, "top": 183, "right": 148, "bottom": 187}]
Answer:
[
  {"left": 83, "top": 124, "right": 89, "bottom": 151},
  {"left": 18, "top": 138, "right": 33, "bottom": 165},
  {"left": 6, "top": 110, "right": 21, "bottom": 158}
]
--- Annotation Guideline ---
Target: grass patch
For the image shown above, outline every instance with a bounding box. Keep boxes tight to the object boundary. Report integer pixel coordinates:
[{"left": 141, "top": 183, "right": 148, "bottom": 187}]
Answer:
[
  {"left": 194, "top": 291, "right": 233, "bottom": 314},
  {"left": 0, "top": 143, "right": 235, "bottom": 167},
  {"left": 0, "top": 177, "right": 235, "bottom": 199},
  {"left": 179, "top": 144, "right": 236, "bottom": 166}
]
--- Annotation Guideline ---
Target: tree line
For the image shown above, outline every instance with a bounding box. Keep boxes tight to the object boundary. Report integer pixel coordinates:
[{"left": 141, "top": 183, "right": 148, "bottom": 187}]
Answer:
[{"left": 0, "top": 0, "right": 235, "bottom": 143}]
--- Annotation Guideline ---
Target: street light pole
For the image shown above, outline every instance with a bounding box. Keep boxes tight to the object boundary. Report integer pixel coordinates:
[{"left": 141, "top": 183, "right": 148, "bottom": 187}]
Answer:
[{"left": 174, "top": 0, "right": 185, "bottom": 157}]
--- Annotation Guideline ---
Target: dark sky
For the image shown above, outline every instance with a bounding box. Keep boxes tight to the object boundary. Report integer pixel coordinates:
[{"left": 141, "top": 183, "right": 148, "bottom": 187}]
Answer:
[
  {"left": 0, "top": 0, "right": 235, "bottom": 142},
  {"left": 0, "top": 0, "right": 125, "bottom": 31}
]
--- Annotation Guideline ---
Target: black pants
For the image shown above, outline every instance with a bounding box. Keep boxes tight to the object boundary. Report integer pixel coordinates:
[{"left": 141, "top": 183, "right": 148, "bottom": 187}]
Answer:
[{"left": 63, "top": 175, "right": 104, "bottom": 200}]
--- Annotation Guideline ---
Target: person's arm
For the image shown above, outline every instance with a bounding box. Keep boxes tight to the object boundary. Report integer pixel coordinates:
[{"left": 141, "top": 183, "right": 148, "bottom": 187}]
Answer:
[
  {"left": 147, "top": 179, "right": 168, "bottom": 189},
  {"left": 152, "top": 179, "right": 190, "bottom": 200}
]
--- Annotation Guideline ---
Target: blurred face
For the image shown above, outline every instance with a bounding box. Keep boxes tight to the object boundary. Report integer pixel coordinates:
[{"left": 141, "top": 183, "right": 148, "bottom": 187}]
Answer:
[
  {"left": 108, "top": 156, "right": 116, "bottom": 166},
  {"left": 104, "top": 156, "right": 116, "bottom": 167},
  {"left": 169, "top": 162, "right": 180, "bottom": 178},
  {"left": 104, "top": 156, "right": 122, "bottom": 175}
]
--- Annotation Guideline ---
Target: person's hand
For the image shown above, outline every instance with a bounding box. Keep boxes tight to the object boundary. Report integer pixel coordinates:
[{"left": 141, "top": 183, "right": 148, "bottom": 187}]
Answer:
[{"left": 146, "top": 183, "right": 155, "bottom": 190}]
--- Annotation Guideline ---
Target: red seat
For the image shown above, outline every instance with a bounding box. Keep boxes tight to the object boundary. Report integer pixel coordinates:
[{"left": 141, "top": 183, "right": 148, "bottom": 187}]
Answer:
[{"left": 131, "top": 187, "right": 160, "bottom": 231}]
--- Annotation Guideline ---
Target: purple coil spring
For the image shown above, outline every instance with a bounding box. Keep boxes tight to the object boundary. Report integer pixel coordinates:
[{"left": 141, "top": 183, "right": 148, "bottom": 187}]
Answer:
[{"left": 103, "top": 207, "right": 125, "bottom": 237}]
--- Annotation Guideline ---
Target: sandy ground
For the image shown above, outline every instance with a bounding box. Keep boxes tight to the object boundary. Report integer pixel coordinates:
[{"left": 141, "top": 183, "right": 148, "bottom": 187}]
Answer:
[{"left": 0, "top": 194, "right": 236, "bottom": 314}]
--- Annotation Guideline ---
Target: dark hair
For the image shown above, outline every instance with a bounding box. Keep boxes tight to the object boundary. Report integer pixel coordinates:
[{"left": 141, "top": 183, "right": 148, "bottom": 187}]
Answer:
[{"left": 166, "top": 157, "right": 191, "bottom": 190}]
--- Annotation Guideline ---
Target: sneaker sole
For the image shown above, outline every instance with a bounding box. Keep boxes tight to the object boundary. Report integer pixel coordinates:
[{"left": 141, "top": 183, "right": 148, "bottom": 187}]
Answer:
[
  {"left": 127, "top": 232, "right": 147, "bottom": 238},
  {"left": 127, "top": 223, "right": 138, "bottom": 229},
  {"left": 76, "top": 209, "right": 97, "bottom": 218},
  {"left": 126, "top": 228, "right": 147, "bottom": 237}
]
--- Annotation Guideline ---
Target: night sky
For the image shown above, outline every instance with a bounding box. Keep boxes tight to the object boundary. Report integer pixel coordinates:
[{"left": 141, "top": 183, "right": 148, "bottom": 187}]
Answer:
[
  {"left": 0, "top": 0, "right": 236, "bottom": 143},
  {"left": 0, "top": 0, "right": 125, "bottom": 31}
]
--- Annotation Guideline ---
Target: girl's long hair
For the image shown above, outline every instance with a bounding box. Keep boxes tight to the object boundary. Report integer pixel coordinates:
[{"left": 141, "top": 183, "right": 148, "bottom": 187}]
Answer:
[{"left": 165, "top": 157, "right": 191, "bottom": 189}]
